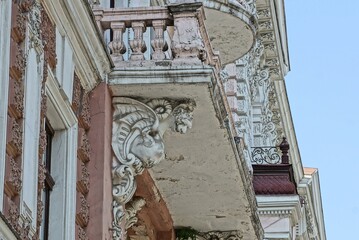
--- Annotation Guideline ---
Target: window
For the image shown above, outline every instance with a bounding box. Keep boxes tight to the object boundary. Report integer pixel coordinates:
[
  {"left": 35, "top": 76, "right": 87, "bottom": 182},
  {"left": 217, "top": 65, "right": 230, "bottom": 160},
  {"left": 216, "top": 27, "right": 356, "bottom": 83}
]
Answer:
[
  {"left": 43, "top": 68, "right": 78, "bottom": 239},
  {"left": 40, "top": 122, "right": 55, "bottom": 240}
]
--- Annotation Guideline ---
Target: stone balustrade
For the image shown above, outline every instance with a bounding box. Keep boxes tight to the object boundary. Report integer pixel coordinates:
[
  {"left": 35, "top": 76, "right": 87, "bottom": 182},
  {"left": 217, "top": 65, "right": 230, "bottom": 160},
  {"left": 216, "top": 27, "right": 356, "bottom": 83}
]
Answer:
[{"left": 92, "top": 2, "right": 221, "bottom": 70}]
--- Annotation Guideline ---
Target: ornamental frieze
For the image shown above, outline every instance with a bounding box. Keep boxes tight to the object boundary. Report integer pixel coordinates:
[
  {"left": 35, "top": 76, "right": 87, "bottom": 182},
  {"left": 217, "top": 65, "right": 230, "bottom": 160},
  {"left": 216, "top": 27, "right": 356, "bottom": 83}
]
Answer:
[{"left": 111, "top": 97, "right": 195, "bottom": 239}]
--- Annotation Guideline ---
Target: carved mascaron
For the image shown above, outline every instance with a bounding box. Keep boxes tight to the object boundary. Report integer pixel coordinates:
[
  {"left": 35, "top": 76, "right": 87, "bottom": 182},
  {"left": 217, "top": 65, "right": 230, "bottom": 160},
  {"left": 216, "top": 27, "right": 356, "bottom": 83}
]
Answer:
[{"left": 111, "top": 97, "right": 195, "bottom": 239}]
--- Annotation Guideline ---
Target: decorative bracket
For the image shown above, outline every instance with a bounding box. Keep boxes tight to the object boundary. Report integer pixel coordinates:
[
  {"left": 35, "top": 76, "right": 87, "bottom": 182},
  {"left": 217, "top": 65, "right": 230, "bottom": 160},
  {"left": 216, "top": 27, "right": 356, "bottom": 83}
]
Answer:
[{"left": 111, "top": 97, "right": 195, "bottom": 239}]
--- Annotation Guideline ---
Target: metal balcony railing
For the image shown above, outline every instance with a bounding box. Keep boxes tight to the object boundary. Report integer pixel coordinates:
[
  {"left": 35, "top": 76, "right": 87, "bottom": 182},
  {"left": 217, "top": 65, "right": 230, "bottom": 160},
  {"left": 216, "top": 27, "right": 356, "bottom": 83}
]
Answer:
[{"left": 251, "top": 137, "right": 290, "bottom": 165}]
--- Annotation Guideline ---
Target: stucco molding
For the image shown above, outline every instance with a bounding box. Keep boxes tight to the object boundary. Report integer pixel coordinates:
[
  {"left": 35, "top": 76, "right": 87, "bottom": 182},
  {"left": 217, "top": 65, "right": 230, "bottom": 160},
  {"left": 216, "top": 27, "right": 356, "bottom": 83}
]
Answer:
[
  {"left": 256, "top": 195, "right": 301, "bottom": 225},
  {"left": 111, "top": 97, "right": 195, "bottom": 239}
]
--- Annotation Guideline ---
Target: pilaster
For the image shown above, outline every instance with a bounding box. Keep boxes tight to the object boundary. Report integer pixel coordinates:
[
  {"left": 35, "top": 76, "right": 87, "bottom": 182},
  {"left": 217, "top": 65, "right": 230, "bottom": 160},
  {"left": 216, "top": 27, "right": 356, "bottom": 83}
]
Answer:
[
  {"left": 0, "top": 0, "right": 13, "bottom": 212},
  {"left": 86, "top": 82, "right": 113, "bottom": 240}
]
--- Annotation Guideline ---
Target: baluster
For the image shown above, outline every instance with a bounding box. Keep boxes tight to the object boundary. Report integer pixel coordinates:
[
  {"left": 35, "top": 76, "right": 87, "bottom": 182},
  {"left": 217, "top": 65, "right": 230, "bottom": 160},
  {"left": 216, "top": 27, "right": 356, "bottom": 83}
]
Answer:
[
  {"left": 109, "top": 22, "right": 126, "bottom": 62},
  {"left": 151, "top": 20, "right": 168, "bottom": 60},
  {"left": 129, "top": 21, "right": 147, "bottom": 61}
]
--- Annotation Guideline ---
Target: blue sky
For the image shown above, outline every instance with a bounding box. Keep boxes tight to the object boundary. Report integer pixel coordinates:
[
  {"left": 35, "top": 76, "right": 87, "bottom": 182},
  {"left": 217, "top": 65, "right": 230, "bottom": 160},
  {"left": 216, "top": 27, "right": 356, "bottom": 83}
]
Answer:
[{"left": 285, "top": 1, "right": 359, "bottom": 239}]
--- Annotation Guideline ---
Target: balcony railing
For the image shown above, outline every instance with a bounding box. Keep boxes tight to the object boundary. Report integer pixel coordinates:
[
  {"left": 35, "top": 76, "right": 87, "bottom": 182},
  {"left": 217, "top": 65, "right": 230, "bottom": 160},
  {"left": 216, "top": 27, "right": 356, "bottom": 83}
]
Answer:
[
  {"left": 92, "top": 2, "right": 221, "bottom": 70},
  {"left": 251, "top": 137, "right": 290, "bottom": 164}
]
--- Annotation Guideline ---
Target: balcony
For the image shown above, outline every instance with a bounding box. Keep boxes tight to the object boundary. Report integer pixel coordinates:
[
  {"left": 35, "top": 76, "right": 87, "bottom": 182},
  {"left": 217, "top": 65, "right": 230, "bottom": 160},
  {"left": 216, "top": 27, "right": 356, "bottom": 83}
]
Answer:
[
  {"left": 92, "top": 2, "right": 223, "bottom": 70},
  {"left": 92, "top": 0, "right": 256, "bottom": 67},
  {"left": 201, "top": 0, "right": 257, "bottom": 64},
  {"left": 251, "top": 138, "right": 297, "bottom": 195},
  {"left": 93, "top": 2, "right": 263, "bottom": 239}
]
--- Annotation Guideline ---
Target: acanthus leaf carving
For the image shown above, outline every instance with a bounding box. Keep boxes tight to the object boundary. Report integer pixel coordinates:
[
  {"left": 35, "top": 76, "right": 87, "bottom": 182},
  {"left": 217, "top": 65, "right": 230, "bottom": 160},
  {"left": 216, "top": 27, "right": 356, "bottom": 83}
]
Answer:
[
  {"left": 125, "top": 197, "right": 146, "bottom": 230},
  {"left": 111, "top": 97, "right": 195, "bottom": 239}
]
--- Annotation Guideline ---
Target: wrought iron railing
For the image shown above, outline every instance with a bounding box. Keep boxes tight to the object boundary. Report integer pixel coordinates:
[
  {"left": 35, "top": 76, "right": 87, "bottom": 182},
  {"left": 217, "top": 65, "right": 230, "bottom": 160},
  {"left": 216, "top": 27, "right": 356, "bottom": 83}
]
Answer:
[
  {"left": 251, "top": 137, "right": 290, "bottom": 164},
  {"left": 251, "top": 146, "right": 281, "bottom": 164}
]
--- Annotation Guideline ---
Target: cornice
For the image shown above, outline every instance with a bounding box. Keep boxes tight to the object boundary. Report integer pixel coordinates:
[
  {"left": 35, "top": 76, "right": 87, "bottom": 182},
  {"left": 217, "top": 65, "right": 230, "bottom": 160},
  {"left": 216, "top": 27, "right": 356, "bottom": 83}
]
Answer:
[
  {"left": 257, "top": 0, "right": 289, "bottom": 81},
  {"left": 297, "top": 171, "right": 327, "bottom": 240},
  {"left": 45, "top": 68, "right": 77, "bottom": 130},
  {"left": 255, "top": 0, "right": 304, "bottom": 184},
  {"left": 256, "top": 195, "right": 301, "bottom": 225}
]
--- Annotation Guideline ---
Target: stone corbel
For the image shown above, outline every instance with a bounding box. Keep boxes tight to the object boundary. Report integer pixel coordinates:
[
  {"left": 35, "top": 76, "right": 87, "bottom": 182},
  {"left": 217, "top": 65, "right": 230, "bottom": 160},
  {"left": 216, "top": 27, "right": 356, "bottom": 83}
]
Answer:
[{"left": 111, "top": 97, "right": 195, "bottom": 239}]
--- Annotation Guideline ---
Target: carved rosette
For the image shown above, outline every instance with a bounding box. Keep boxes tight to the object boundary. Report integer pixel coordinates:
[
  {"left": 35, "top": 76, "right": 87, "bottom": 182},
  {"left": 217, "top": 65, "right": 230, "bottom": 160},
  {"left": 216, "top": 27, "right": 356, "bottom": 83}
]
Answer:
[{"left": 111, "top": 97, "right": 195, "bottom": 239}]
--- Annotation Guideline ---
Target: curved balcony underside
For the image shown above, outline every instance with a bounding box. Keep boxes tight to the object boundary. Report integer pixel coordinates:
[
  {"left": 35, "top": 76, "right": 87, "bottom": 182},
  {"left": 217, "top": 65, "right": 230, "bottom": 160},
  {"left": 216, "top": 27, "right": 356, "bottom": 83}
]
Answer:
[
  {"left": 109, "top": 66, "right": 261, "bottom": 239},
  {"left": 203, "top": 0, "right": 256, "bottom": 64}
]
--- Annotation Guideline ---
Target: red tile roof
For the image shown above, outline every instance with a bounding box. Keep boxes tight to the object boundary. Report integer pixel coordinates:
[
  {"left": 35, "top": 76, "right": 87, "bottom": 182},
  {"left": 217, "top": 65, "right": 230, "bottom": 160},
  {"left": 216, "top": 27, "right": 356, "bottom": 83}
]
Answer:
[{"left": 252, "top": 164, "right": 297, "bottom": 195}]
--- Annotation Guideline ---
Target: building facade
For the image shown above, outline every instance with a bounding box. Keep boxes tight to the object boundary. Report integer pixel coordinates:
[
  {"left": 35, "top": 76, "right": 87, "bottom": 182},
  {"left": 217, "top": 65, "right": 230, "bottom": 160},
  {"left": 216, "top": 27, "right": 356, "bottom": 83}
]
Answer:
[{"left": 0, "top": 0, "right": 326, "bottom": 239}]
